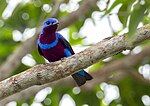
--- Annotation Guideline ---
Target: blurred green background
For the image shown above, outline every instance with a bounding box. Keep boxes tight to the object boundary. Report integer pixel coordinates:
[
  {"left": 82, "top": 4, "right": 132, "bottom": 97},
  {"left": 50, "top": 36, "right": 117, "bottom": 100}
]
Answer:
[{"left": 0, "top": 0, "right": 150, "bottom": 106}]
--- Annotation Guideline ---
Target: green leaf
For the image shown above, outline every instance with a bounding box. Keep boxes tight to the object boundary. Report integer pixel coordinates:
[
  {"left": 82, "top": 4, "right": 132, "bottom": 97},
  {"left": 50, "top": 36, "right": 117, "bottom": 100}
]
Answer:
[
  {"left": 143, "top": 15, "right": 150, "bottom": 25},
  {"left": 118, "top": 1, "right": 134, "bottom": 28},
  {"left": 69, "top": 25, "right": 86, "bottom": 46},
  {"left": 117, "top": 77, "right": 150, "bottom": 106},
  {"left": 0, "top": 0, "right": 7, "bottom": 16},
  {"left": 127, "top": 3, "right": 147, "bottom": 42},
  {"left": 5, "top": 2, "right": 42, "bottom": 32},
  {"left": 72, "top": 90, "right": 99, "bottom": 106},
  {"left": 0, "top": 27, "right": 17, "bottom": 62},
  {"left": 104, "top": 0, "right": 133, "bottom": 16}
]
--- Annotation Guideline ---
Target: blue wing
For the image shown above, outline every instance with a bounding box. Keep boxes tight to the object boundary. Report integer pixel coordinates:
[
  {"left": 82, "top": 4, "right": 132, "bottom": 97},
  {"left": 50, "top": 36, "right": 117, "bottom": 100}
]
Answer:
[
  {"left": 57, "top": 33, "right": 75, "bottom": 56},
  {"left": 57, "top": 32, "right": 93, "bottom": 86}
]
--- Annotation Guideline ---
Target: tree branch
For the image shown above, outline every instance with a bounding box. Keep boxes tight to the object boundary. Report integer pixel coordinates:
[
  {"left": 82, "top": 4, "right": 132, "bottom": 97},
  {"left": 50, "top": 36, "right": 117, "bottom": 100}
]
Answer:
[
  {"left": 58, "top": 0, "right": 98, "bottom": 30},
  {"left": 50, "top": 0, "right": 65, "bottom": 18},
  {"left": 0, "top": 70, "right": 126, "bottom": 106},
  {"left": 1, "top": 37, "right": 150, "bottom": 105},
  {"left": 0, "top": 0, "right": 99, "bottom": 81},
  {"left": 125, "top": 68, "right": 150, "bottom": 84},
  {"left": 0, "top": 24, "right": 149, "bottom": 100}
]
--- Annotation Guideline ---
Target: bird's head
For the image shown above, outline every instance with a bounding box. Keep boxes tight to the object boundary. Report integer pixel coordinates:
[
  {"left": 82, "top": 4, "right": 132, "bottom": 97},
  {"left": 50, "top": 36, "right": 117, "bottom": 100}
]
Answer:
[{"left": 41, "top": 18, "right": 59, "bottom": 34}]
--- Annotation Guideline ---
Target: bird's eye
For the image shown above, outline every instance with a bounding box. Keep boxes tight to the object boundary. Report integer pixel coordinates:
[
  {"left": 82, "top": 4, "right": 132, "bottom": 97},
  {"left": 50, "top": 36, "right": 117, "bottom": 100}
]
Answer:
[{"left": 46, "top": 21, "right": 50, "bottom": 25}]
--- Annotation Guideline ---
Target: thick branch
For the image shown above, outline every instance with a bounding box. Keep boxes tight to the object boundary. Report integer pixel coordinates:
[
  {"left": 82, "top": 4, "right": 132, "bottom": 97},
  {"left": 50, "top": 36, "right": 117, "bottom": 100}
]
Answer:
[
  {"left": 1, "top": 40, "right": 150, "bottom": 105},
  {"left": 0, "top": 24, "right": 149, "bottom": 100},
  {"left": 0, "top": 0, "right": 99, "bottom": 81},
  {"left": 0, "top": 70, "right": 126, "bottom": 106}
]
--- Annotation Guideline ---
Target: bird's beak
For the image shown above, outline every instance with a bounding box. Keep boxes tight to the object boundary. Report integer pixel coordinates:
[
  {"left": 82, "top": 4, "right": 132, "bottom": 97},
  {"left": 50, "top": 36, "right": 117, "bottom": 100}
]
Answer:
[{"left": 52, "top": 22, "right": 59, "bottom": 25}]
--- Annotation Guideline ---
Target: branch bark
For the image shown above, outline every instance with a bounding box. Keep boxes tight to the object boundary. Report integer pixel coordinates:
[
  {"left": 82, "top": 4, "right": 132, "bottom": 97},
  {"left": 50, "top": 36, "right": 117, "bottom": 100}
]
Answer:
[
  {"left": 0, "top": 0, "right": 99, "bottom": 81},
  {"left": 0, "top": 24, "right": 149, "bottom": 100}
]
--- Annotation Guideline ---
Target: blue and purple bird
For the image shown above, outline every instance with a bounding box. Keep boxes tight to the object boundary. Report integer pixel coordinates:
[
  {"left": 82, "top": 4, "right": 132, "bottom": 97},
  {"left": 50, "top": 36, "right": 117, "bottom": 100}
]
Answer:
[{"left": 37, "top": 18, "right": 93, "bottom": 86}]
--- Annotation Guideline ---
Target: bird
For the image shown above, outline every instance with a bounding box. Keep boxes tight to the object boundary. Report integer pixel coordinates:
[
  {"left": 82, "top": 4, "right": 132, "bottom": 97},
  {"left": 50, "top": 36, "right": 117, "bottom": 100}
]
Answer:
[{"left": 37, "top": 18, "right": 93, "bottom": 86}]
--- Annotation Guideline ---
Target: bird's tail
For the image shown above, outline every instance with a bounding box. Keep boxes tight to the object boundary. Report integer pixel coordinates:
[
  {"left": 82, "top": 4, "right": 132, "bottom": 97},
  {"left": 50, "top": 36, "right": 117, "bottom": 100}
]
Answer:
[{"left": 72, "top": 70, "right": 93, "bottom": 86}]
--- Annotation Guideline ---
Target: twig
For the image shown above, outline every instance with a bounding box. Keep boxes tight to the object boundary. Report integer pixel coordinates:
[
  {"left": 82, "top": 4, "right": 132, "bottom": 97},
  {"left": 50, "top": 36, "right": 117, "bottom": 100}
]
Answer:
[{"left": 49, "top": 0, "right": 65, "bottom": 18}]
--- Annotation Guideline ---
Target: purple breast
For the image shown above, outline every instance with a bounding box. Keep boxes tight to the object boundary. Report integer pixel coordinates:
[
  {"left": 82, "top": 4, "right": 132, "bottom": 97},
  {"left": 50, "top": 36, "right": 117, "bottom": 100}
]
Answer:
[{"left": 41, "top": 41, "right": 66, "bottom": 62}]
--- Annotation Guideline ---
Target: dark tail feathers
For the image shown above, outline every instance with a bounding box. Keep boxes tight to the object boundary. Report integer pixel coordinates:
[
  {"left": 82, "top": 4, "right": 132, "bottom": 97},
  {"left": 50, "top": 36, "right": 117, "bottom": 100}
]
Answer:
[{"left": 72, "top": 70, "right": 93, "bottom": 86}]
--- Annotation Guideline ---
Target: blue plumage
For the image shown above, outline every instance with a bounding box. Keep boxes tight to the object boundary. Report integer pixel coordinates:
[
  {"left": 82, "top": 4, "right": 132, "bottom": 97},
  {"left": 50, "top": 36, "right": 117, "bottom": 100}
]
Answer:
[
  {"left": 38, "top": 33, "right": 59, "bottom": 49},
  {"left": 64, "top": 48, "right": 72, "bottom": 57},
  {"left": 37, "top": 18, "right": 93, "bottom": 86}
]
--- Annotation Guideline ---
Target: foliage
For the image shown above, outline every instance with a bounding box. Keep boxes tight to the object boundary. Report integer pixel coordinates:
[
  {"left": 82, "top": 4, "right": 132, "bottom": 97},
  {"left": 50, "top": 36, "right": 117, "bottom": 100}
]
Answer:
[{"left": 0, "top": 0, "right": 150, "bottom": 106}]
